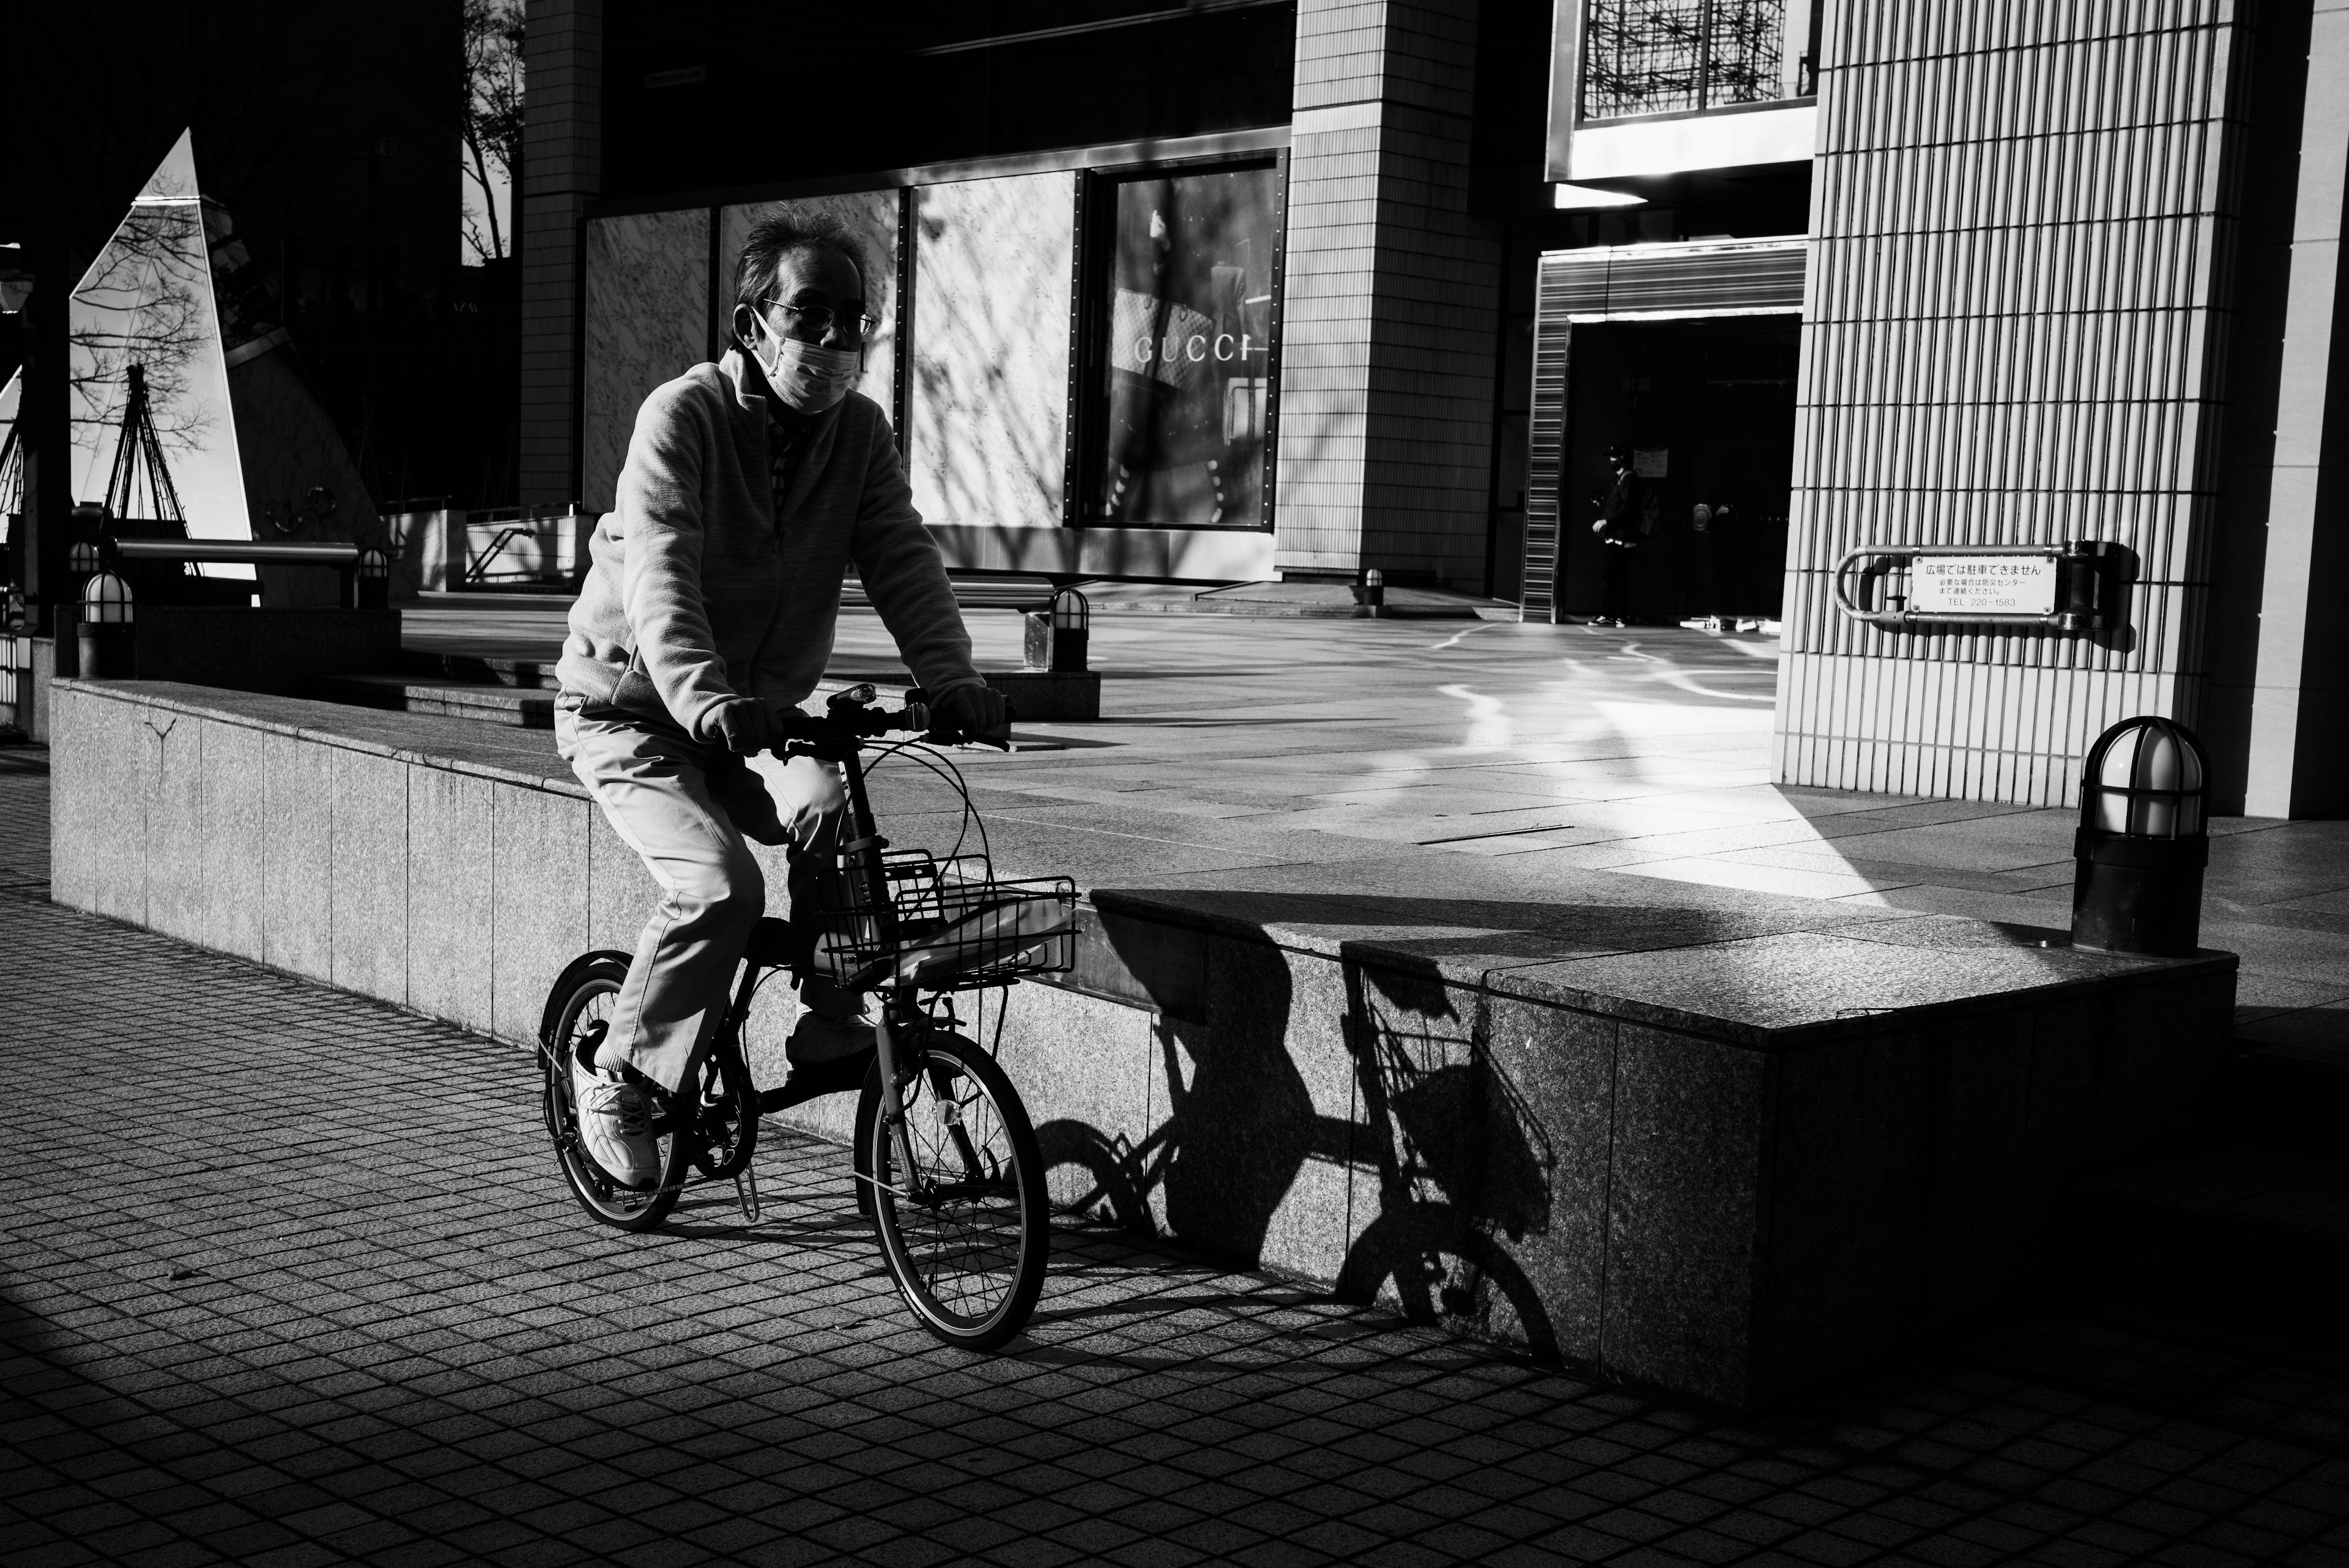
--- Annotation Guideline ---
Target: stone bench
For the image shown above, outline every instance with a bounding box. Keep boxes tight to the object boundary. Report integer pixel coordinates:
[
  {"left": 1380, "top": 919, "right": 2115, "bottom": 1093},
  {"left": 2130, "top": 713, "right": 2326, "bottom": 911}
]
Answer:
[{"left": 46, "top": 679, "right": 2236, "bottom": 1405}]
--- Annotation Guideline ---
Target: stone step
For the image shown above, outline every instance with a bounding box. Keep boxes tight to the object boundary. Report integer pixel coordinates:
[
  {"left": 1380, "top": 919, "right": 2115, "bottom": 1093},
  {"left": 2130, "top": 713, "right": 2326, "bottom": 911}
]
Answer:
[
  {"left": 317, "top": 666, "right": 1102, "bottom": 731},
  {"left": 319, "top": 673, "right": 557, "bottom": 727}
]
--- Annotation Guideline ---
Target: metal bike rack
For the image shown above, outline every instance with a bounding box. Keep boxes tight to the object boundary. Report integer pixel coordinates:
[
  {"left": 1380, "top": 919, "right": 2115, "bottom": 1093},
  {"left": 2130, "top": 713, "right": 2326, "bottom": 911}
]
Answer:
[{"left": 1831, "top": 539, "right": 2124, "bottom": 633}]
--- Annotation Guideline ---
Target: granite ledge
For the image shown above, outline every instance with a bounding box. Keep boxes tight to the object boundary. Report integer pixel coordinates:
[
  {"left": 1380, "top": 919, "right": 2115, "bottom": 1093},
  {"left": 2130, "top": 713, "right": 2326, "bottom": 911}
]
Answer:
[
  {"left": 57, "top": 680, "right": 587, "bottom": 800},
  {"left": 1085, "top": 883, "right": 1943, "bottom": 975},
  {"left": 1482, "top": 931, "right": 2233, "bottom": 1048},
  {"left": 1086, "top": 885, "right": 2235, "bottom": 1049}
]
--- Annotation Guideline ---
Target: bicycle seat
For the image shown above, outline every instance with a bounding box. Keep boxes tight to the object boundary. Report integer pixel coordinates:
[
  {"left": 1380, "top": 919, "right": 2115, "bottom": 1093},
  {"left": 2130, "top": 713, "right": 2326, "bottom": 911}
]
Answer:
[{"left": 742, "top": 916, "right": 814, "bottom": 972}]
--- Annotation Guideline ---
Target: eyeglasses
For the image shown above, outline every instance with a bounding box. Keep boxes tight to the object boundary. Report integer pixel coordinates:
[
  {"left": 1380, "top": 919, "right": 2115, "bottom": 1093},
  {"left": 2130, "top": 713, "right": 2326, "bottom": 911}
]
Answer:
[{"left": 759, "top": 298, "right": 881, "bottom": 344}]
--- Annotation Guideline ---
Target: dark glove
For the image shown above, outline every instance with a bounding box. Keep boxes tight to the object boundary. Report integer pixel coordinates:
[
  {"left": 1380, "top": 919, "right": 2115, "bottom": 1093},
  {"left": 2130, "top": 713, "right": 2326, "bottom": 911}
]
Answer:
[
  {"left": 929, "top": 682, "right": 1006, "bottom": 738},
  {"left": 707, "top": 698, "right": 775, "bottom": 756}
]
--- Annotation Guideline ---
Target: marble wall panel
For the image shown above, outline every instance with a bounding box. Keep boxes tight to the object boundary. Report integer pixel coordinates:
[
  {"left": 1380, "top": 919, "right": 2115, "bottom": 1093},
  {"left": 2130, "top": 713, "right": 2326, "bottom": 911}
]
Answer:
[
  {"left": 1483, "top": 997, "right": 1616, "bottom": 1364},
  {"left": 198, "top": 721, "right": 272, "bottom": 962},
  {"left": 1337, "top": 964, "right": 1497, "bottom": 1325},
  {"left": 490, "top": 787, "right": 596, "bottom": 1047},
  {"left": 718, "top": 193, "right": 898, "bottom": 418},
  {"left": 993, "top": 983, "right": 1160, "bottom": 1225},
  {"left": 144, "top": 712, "right": 206, "bottom": 945},
  {"left": 330, "top": 749, "right": 407, "bottom": 1005},
  {"left": 1601, "top": 1023, "right": 1770, "bottom": 1405},
  {"left": 585, "top": 800, "right": 658, "bottom": 958},
  {"left": 582, "top": 209, "right": 711, "bottom": 512},
  {"left": 48, "top": 689, "right": 144, "bottom": 919},
  {"left": 1762, "top": 1031, "right": 1932, "bottom": 1389},
  {"left": 407, "top": 767, "right": 497, "bottom": 1034},
  {"left": 261, "top": 733, "right": 336, "bottom": 983},
  {"left": 910, "top": 173, "right": 1074, "bottom": 531}
]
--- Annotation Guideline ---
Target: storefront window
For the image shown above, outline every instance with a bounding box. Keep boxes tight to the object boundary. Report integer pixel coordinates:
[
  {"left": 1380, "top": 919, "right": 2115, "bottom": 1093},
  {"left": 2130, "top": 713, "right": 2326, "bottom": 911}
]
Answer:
[{"left": 1088, "top": 165, "right": 1278, "bottom": 529}]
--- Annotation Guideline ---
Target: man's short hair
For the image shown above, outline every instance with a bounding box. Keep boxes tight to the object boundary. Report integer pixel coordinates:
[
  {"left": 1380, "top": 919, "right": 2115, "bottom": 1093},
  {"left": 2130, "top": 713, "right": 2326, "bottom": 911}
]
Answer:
[{"left": 733, "top": 212, "right": 875, "bottom": 314}]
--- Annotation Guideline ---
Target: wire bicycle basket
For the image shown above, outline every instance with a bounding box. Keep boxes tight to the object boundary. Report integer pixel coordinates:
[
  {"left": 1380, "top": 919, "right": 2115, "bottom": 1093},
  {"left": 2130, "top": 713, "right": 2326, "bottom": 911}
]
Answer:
[{"left": 815, "top": 849, "right": 1077, "bottom": 993}]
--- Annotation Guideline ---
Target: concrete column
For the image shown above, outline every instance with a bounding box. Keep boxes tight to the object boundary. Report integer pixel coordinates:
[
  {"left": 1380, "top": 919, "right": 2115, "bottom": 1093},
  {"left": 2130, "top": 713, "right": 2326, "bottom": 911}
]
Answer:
[
  {"left": 518, "top": 0, "right": 602, "bottom": 507},
  {"left": 1275, "top": 0, "right": 1502, "bottom": 586},
  {"left": 2243, "top": 1, "right": 2349, "bottom": 818}
]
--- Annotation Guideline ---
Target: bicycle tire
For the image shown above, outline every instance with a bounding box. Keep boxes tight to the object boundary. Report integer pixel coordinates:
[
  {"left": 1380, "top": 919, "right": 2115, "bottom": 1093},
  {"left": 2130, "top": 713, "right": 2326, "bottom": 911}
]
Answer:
[
  {"left": 863, "top": 1032, "right": 1048, "bottom": 1350},
  {"left": 540, "top": 953, "right": 689, "bottom": 1232}
]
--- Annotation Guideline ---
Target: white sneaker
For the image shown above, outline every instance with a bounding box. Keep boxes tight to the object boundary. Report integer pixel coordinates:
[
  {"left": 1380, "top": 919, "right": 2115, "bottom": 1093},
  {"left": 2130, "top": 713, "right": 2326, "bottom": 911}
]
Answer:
[{"left": 571, "top": 1040, "right": 662, "bottom": 1189}]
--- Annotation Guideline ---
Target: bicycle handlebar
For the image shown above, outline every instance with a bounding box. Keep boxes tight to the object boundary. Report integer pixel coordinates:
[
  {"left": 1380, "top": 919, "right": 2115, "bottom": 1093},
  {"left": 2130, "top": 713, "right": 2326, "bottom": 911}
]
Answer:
[{"left": 768, "top": 685, "right": 1013, "bottom": 756}]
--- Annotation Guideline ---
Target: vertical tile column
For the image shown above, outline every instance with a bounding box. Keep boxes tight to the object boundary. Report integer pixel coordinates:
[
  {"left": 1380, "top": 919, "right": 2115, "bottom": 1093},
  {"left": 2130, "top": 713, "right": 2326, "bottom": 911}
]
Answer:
[
  {"left": 518, "top": 0, "right": 603, "bottom": 506},
  {"left": 2241, "top": 0, "right": 2349, "bottom": 817},
  {"left": 1773, "top": 2, "right": 2252, "bottom": 807},
  {"left": 1275, "top": 0, "right": 1502, "bottom": 585}
]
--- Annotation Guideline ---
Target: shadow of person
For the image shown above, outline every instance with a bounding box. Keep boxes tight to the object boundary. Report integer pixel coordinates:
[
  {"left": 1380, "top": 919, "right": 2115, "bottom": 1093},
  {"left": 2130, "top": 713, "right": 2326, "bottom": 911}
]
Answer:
[{"left": 1157, "top": 937, "right": 1314, "bottom": 1265}]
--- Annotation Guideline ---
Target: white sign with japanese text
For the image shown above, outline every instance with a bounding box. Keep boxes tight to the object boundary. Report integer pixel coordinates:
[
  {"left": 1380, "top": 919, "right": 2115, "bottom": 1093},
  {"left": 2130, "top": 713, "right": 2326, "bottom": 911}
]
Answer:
[{"left": 1911, "top": 555, "right": 2058, "bottom": 616}]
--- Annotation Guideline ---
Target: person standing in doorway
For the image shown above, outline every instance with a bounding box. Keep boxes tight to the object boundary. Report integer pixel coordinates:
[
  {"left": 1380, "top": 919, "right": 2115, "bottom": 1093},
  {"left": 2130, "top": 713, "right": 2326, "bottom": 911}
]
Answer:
[
  {"left": 1590, "top": 444, "right": 1647, "bottom": 626},
  {"left": 1688, "top": 503, "right": 1719, "bottom": 623}
]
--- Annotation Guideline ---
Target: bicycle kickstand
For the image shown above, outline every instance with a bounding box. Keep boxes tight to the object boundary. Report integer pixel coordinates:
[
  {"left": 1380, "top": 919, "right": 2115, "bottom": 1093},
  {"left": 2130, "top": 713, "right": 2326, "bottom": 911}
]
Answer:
[{"left": 735, "top": 1164, "right": 761, "bottom": 1224}]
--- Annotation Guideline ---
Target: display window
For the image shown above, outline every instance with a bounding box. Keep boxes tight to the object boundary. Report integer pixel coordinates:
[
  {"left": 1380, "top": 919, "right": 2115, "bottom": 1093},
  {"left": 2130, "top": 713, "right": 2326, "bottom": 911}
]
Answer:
[{"left": 1083, "top": 162, "right": 1280, "bottom": 529}]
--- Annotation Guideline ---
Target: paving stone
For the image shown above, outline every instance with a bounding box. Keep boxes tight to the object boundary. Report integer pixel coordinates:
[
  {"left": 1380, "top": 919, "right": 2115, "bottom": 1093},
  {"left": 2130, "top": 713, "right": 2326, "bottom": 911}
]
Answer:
[{"left": 7, "top": 795, "right": 2349, "bottom": 1568}]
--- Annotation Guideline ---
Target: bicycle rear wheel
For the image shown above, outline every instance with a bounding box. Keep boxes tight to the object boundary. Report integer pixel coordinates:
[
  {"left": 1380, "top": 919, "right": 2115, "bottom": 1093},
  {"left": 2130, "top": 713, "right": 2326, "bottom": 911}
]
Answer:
[
  {"left": 540, "top": 953, "right": 688, "bottom": 1232},
  {"left": 864, "top": 1032, "right": 1048, "bottom": 1350}
]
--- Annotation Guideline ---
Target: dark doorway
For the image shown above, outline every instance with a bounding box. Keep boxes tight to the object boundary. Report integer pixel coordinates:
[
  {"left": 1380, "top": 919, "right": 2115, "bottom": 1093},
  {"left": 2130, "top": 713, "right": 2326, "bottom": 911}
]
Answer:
[{"left": 1560, "top": 318, "right": 1798, "bottom": 622}]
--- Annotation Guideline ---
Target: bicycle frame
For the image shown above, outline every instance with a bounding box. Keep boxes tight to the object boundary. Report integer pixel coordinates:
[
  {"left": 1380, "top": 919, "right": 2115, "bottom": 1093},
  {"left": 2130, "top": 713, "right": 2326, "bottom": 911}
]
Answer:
[{"left": 835, "top": 746, "right": 930, "bottom": 1206}]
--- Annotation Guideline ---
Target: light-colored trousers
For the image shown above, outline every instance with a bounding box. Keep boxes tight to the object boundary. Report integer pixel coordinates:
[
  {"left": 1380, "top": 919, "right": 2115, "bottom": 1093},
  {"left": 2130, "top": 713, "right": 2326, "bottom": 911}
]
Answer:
[{"left": 555, "top": 694, "right": 847, "bottom": 1093}]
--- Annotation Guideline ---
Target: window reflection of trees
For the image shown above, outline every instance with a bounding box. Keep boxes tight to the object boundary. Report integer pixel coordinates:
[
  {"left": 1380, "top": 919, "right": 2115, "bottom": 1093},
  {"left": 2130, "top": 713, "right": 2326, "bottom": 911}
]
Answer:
[
  {"left": 70, "top": 205, "right": 215, "bottom": 466},
  {"left": 1096, "top": 168, "right": 1275, "bottom": 530}
]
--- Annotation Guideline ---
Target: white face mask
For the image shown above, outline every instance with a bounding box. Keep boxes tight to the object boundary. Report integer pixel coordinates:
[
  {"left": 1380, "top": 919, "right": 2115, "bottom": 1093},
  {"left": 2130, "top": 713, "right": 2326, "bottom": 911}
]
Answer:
[{"left": 749, "top": 312, "right": 860, "bottom": 414}]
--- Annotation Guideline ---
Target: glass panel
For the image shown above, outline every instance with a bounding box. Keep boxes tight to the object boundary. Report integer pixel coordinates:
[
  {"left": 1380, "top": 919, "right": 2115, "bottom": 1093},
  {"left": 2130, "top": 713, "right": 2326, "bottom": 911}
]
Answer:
[
  {"left": 1583, "top": 0, "right": 1791, "bottom": 119},
  {"left": 0, "top": 371, "right": 21, "bottom": 531},
  {"left": 1091, "top": 166, "right": 1277, "bottom": 529},
  {"left": 717, "top": 192, "right": 897, "bottom": 417},
  {"left": 1705, "top": 0, "right": 1783, "bottom": 106},
  {"left": 1584, "top": 0, "right": 1706, "bottom": 118},
  {"left": 69, "top": 197, "right": 249, "bottom": 540},
  {"left": 910, "top": 173, "right": 1075, "bottom": 532},
  {"left": 582, "top": 209, "right": 710, "bottom": 513}
]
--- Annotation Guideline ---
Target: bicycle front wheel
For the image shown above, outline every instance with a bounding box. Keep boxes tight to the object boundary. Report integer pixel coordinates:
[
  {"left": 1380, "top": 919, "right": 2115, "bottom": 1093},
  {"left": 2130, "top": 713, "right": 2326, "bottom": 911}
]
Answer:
[
  {"left": 864, "top": 1032, "right": 1048, "bottom": 1350},
  {"left": 540, "top": 953, "right": 688, "bottom": 1232}
]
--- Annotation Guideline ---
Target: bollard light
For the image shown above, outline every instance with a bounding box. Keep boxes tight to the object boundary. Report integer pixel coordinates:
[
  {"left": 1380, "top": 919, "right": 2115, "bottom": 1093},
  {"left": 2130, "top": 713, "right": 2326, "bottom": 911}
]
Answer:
[
  {"left": 77, "top": 571, "right": 136, "bottom": 678},
  {"left": 2071, "top": 716, "right": 2209, "bottom": 957},
  {"left": 1048, "top": 587, "right": 1089, "bottom": 674},
  {"left": 81, "top": 571, "right": 134, "bottom": 625},
  {"left": 355, "top": 546, "right": 391, "bottom": 611}
]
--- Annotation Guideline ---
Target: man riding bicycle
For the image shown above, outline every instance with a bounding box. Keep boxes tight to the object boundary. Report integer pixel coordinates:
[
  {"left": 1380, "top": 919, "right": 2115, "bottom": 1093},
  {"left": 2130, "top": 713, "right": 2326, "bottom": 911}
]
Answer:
[{"left": 554, "top": 212, "right": 1003, "bottom": 1189}]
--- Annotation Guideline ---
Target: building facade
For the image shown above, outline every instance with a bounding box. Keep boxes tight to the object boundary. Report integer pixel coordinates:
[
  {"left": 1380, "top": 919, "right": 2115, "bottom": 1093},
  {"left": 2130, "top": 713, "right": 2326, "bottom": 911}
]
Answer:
[
  {"left": 519, "top": 0, "right": 1556, "bottom": 592},
  {"left": 518, "top": 0, "right": 2346, "bottom": 817}
]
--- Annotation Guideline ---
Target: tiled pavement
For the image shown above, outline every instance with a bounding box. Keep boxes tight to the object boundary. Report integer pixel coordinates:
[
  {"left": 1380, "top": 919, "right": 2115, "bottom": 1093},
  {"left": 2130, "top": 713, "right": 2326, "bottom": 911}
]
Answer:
[
  {"left": 6, "top": 782, "right": 2349, "bottom": 1566},
  {"left": 0, "top": 743, "right": 48, "bottom": 894}
]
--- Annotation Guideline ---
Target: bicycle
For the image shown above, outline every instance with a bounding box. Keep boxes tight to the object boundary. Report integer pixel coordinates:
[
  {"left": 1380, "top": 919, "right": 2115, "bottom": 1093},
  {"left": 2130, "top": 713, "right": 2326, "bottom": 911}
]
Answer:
[{"left": 536, "top": 685, "right": 1075, "bottom": 1350}]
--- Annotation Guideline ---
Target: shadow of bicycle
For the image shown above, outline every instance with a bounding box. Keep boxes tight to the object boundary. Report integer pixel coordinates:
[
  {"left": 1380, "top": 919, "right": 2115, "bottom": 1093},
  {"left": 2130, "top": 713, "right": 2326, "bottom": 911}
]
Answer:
[{"left": 1035, "top": 942, "right": 1566, "bottom": 1361}]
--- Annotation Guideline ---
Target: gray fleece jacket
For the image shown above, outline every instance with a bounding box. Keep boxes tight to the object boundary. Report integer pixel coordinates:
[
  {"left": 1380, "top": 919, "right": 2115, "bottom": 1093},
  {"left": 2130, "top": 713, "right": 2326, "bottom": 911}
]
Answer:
[{"left": 557, "top": 348, "right": 980, "bottom": 738}]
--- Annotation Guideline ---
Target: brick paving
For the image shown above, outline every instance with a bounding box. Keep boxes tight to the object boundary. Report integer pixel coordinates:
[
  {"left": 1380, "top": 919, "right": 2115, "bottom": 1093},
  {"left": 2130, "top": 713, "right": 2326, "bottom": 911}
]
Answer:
[
  {"left": 0, "top": 743, "right": 48, "bottom": 894},
  {"left": 2, "top": 879, "right": 2347, "bottom": 1568}
]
